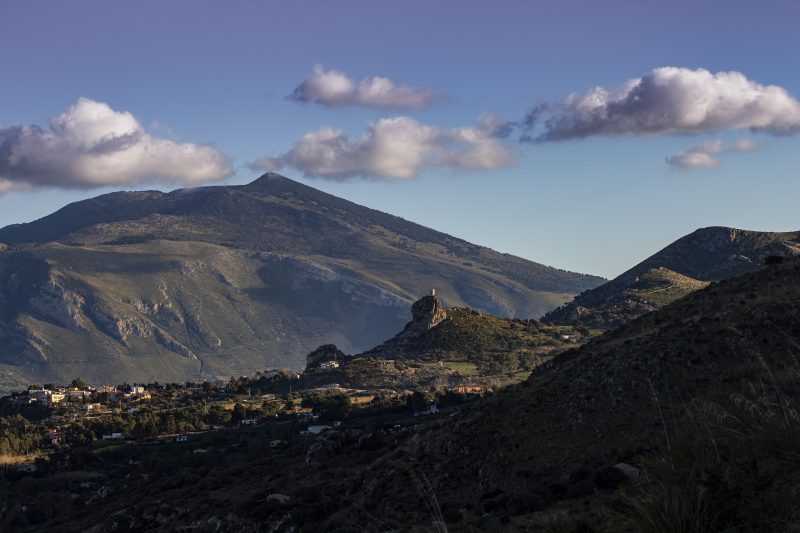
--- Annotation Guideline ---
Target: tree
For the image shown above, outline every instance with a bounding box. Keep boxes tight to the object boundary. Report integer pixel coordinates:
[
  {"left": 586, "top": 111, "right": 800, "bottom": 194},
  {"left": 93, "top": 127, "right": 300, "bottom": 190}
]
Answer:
[
  {"left": 69, "top": 377, "right": 88, "bottom": 390},
  {"left": 406, "top": 391, "right": 434, "bottom": 413},
  {"left": 262, "top": 401, "right": 281, "bottom": 417},
  {"left": 231, "top": 402, "right": 247, "bottom": 425},
  {"left": 319, "top": 395, "right": 352, "bottom": 421}
]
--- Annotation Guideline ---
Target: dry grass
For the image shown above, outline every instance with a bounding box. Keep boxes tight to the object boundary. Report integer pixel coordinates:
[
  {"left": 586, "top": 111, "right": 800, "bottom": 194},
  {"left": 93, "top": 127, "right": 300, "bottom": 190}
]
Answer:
[
  {"left": 0, "top": 452, "right": 43, "bottom": 465},
  {"left": 620, "top": 379, "right": 800, "bottom": 533}
]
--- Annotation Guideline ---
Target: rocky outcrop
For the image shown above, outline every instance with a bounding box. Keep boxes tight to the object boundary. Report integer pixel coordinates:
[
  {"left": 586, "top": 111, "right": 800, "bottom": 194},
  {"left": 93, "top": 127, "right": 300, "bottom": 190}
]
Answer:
[
  {"left": 404, "top": 293, "right": 448, "bottom": 337},
  {"left": 28, "top": 275, "right": 88, "bottom": 331},
  {"left": 306, "top": 344, "right": 347, "bottom": 370}
]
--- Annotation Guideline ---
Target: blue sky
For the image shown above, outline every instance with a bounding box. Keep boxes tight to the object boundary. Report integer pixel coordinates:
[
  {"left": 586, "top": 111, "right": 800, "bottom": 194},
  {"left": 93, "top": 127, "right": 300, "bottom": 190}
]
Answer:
[{"left": 1, "top": 0, "right": 799, "bottom": 278}]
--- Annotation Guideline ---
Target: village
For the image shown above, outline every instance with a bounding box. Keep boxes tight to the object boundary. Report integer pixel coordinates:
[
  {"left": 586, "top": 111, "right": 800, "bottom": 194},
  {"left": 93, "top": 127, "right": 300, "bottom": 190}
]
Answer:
[{"left": 0, "top": 366, "right": 491, "bottom": 478}]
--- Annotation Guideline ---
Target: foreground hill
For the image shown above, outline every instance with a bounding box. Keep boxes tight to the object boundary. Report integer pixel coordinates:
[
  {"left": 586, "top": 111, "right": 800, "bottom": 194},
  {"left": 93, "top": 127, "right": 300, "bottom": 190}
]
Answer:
[
  {"left": 0, "top": 174, "right": 602, "bottom": 392},
  {"left": 7, "top": 255, "right": 800, "bottom": 532},
  {"left": 304, "top": 255, "right": 800, "bottom": 530},
  {"left": 544, "top": 225, "right": 800, "bottom": 329}
]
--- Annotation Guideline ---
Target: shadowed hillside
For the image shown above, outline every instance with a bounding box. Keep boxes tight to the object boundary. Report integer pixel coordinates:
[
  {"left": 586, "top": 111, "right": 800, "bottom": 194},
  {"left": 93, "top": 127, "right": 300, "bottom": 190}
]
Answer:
[
  {"left": 544, "top": 226, "right": 800, "bottom": 329},
  {"left": 7, "top": 258, "right": 800, "bottom": 532}
]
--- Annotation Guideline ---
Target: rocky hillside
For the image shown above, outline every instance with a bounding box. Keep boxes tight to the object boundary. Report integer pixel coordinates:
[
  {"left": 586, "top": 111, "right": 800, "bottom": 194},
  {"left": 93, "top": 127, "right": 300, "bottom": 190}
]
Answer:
[
  {"left": 544, "top": 226, "right": 800, "bottom": 329},
  {"left": 304, "top": 293, "right": 590, "bottom": 389},
  {"left": 0, "top": 174, "right": 602, "bottom": 392}
]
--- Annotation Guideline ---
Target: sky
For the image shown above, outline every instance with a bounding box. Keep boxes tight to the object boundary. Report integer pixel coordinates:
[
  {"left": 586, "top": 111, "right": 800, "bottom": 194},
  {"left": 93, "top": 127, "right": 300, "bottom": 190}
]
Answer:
[{"left": 1, "top": 0, "right": 799, "bottom": 278}]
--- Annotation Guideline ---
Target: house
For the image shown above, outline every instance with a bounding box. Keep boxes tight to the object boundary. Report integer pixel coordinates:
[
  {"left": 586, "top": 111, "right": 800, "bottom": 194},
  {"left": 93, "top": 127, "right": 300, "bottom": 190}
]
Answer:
[
  {"left": 28, "top": 388, "right": 65, "bottom": 406},
  {"left": 452, "top": 385, "right": 485, "bottom": 395},
  {"left": 240, "top": 418, "right": 258, "bottom": 426},
  {"left": 121, "top": 385, "right": 148, "bottom": 398},
  {"left": 85, "top": 403, "right": 103, "bottom": 413},
  {"left": 318, "top": 360, "right": 340, "bottom": 370},
  {"left": 50, "top": 392, "right": 65, "bottom": 404},
  {"left": 27, "top": 389, "right": 49, "bottom": 404},
  {"left": 66, "top": 389, "right": 92, "bottom": 401}
]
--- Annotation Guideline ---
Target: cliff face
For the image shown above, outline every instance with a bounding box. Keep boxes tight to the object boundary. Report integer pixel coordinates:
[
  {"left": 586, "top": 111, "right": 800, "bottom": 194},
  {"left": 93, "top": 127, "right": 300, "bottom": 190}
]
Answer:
[
  {"left": 305, "top": 344, "right": 347, "bottom": 370},
  {"left": 405, "top": 293, "right": 449, "bottom": 335},
  {"left": 0, "top": 174, "right": 603, "bottom": 392}
]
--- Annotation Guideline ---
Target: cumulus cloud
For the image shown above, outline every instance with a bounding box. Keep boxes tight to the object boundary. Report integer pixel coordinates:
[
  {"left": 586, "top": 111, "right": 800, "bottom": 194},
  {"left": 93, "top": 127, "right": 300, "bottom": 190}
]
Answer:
[
  {"left": 521, "top": 67, "right": 800, "bottom": 142},
  {"left": 0, "top": 98, "right": 233, "bottom": 192},
  {"left": 666, "top": 138, "right": 758, "bottom": 170},
  {"left": 288, "top": 65, "right": 436, "bottom": 110},
  {"left": 251, "top": 115, "right": 515, "bottom": 180}
]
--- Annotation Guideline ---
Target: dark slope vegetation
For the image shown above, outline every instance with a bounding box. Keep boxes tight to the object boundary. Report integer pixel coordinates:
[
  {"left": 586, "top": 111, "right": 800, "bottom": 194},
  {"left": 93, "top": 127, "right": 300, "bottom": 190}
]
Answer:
[
  {"left": 545, "top": 225, "right": 800, "bottom": 329},
  {"left": 0, "top": 174, "right": 602, "bottom": 392},
  {"left": 12, "top": 259, "right": 800, "bottom": 532},
  {"left": 374, "top": 255, "right": 800, "bottom": 531}
]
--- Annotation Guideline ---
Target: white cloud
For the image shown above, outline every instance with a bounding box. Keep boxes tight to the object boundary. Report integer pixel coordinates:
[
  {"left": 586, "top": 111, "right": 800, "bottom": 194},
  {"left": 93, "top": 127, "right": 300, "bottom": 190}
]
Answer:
[
  {"left": 522, "top": 67, "right": 800, "bottom": 142},
  {"left": 666, "top": 138, "right": 759, "bottom": 170},
  {"left": 0, "top": 98, "right": 233, "bottom": 192},
  {"left": 288, "top": 65, "right": 436, "bottom": 110},
  {"left": 0, "top": 178, "right": 25, "bottom": 194},
  {"left": 251, "top": 116, "right": 515, "bottom": 180},
  {"left": 732, "top": 138, "right": 758, "bottom": 152}
]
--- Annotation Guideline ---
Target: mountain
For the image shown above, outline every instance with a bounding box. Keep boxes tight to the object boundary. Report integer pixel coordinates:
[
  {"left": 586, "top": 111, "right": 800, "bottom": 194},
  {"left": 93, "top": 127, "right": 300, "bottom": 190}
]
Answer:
[
  {"left": 544, "top": 225, "right": 800, "bottom": 329},
  {"left": 0, "top": 173, "right": 602, "bottom": 392}
]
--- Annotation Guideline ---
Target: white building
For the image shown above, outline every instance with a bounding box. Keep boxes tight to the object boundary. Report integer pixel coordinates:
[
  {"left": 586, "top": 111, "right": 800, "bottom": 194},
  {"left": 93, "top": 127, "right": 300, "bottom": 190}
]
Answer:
[{"left": 28, "top": 389, "right": 65, "bottom": 406}]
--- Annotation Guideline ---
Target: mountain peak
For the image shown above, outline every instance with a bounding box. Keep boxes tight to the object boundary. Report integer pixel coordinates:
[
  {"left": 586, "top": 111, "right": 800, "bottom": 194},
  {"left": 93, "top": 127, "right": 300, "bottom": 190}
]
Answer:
[
  {"left": 245, "top": 172, "right": 295, "bottom": 187},
  {"left": 242, "top": 172, "right": 308, "bottom": 194}
]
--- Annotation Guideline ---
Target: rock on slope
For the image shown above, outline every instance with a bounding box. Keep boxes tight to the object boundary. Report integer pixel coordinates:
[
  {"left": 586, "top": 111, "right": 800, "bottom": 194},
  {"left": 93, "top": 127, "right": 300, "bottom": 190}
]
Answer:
[
  {"left": 544, "top": 225, "right": 800, "bottom": 329},
  {"left": 0, "top": 173, "right": 602, "bottom": 392},
  {"left": 304, "top": 293, "right": 587, "bottom": 389}
]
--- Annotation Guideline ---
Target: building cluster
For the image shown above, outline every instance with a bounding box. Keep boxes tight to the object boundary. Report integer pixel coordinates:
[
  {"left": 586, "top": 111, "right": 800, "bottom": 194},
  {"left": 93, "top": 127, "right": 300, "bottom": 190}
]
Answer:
[{"left": 20, "top": 383, "right": 152, "bottom": 407}]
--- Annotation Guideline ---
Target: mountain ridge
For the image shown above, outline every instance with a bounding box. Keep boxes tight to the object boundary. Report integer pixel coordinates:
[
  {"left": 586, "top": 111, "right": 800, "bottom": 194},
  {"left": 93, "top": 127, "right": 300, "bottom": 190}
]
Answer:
[
  {"left": 0, "top": 174, "right": 603, "bottom": 392},
  {"left": 544, "top": 225, "right": 800, "bottom": 328}
]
